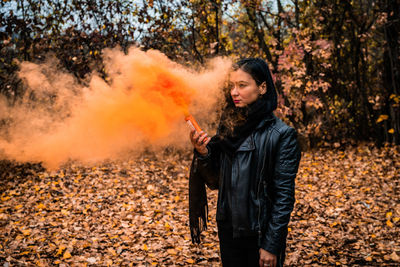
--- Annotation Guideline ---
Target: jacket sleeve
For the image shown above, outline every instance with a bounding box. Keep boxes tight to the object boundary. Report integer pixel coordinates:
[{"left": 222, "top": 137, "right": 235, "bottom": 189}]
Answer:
[
  {"left": 192, "top": 144, "right": 221, "bottom": 190},
  {"left": 261, "top": 127, "right": 301, "bottom": 255}
]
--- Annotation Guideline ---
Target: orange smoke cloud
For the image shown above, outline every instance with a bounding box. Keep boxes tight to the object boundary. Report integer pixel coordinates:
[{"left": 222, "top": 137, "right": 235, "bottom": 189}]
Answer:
[{"left": 0, "top": 48, "right": 231, "bottom": 168}]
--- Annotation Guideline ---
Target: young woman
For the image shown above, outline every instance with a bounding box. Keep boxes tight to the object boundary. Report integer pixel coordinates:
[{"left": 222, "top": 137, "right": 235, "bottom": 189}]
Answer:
[{"left": 188, "top": 58, "right": 301, "bottom": 267}]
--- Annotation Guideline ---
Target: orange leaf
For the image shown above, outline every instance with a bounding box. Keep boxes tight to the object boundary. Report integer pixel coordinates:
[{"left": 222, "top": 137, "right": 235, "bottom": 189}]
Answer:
[
  {"left": 167, "top": 249, "right": 177, "bottom": 255},
  {"left": 186, "top": 259, "right": 195, "bottom": 264},
  {"left": 63, "top": 251, "right": 72, "bottom": 259},
  {"left": 376, "top": 114, "right": 389, "bottom": 123},
  {"left": 56, "top": 245, "right": 66, "bottom": 256}
]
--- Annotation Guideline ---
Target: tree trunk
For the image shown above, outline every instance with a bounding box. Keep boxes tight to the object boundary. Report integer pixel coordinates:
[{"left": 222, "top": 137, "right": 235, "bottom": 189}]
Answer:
[
  {"left": 383, "top": 0, "right": 400, "bottom": 144},
  {"left": 244, "top": 5, "right": 273, "bottom": 63}
]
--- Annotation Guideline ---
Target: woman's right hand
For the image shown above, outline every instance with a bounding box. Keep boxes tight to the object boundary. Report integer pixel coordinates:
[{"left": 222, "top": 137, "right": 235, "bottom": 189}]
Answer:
[{"left": 189, "top": 129, "right": 211, "bottom": 156}]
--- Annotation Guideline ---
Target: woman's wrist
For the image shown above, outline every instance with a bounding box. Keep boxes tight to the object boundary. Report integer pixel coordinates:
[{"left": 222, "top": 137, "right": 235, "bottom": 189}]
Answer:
[{"left": 196, "top": 147, "right": 209, "bottom": 156}]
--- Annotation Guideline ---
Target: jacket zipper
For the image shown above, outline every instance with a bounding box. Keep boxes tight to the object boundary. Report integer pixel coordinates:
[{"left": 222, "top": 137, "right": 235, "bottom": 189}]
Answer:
[{"left": 257, "top": 128, "right": 272, "bottom": 243}]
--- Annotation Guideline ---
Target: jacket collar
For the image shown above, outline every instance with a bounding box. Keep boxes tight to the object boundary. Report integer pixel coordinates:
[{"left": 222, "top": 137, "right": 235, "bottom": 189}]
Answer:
[
  {"left": 237, "top": 134, "right": 255, "bottom": 151},
  {"left": 237, "top": 113, "right": 275, "bottom": 152},
  {"left": 255, "top": 113, "right": 276, "bottom": 130}
]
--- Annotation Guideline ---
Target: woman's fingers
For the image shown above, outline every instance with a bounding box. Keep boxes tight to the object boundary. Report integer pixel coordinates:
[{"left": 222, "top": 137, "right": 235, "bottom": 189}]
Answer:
[
  {"left": 203, "top": 136, "right": 211, "bottom": 146},
  {"left": 197, "top": 132, "right": 208, "bottom": 144},
  {"left": 188, "top": 130, "right": 210, "bottom": 156},
  {"left": 190, "top": 130, "right": 200, "bottom": 145},
  {"left": 259, "top": 249, "right": 277, "bottom": 267},
  {"left": 189, "top": 130, "right": 210, "bottom": 148}
]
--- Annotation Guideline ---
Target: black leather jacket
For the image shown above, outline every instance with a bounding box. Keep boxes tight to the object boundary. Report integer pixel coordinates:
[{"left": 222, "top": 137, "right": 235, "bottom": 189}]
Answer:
[{"left": 194, "top": 114, "right": 301, "bottom": 255}]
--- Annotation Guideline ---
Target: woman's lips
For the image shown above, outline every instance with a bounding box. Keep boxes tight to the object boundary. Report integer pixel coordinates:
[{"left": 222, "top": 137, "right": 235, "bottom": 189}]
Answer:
[{"left": 233, "top": 100, "right": 240, "bottom": 103}]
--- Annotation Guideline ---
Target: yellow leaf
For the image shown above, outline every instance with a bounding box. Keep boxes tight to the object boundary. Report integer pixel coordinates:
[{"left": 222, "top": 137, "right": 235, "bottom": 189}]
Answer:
[
  {"left": 15, "top": 204, "right": 23, "bottom": 209},
  {"left": 56, "top": 245, "right": 66, "bottom": 256},
  {"left": 330, "top": 222, "right": 338, "bottom": 227},
  {"left": 63, "top": 251, "right": 72, "bottom": 259},
  {"left": 386, "top": 212, "right": 393, "bottom": 218},
  {"left": 393, "top": 217, "right": 399, "bottom": 223},
  {"left": 388, "top": 128, "right": 395, "bottom": 134},
  {"left": 143, "top": 244, "right": 148, "bottom": 251},
  {"left": 288, "top": 227, "right": 292, "bottom": 232},
  {"left": 174, "top": 196, "right": 180, "bottom": 202},
  {"left": 365, "top": 256, "right": 372, "bottom": 261},
  {"left": 165, "top": 222, "right": 171, "bottom": 229},
  {"left": 386, "top": 220, "right": 394, "bottom": 227},
  {"left": 20, "top": 251, "right": 30, "bottom": 255},
  {"left": 36, "top": 203, "right": 46, "bottom": 210}
]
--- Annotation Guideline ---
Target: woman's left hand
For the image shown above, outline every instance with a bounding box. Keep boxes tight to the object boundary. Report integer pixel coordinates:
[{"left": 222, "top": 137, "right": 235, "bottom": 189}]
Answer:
[{"left": 259, "top": 248, "right": 277, "bottom": 267}]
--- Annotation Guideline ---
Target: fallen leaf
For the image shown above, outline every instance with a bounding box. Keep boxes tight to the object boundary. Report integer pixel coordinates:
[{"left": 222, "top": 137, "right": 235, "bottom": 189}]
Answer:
[{"left": 63, "top": 251, "right": 72, "bottom": 259}]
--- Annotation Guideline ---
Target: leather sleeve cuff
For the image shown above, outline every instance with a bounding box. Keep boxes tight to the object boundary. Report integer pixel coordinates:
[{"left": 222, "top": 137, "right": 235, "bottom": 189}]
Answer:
[{"left": 260, "top": 238, "right": 281, "bottom": 256}]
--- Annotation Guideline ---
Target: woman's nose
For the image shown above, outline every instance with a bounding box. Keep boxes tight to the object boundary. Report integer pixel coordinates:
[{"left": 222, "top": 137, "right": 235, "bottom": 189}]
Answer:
[{"left": 231, "top": 86, "right": 239, "bottom": 96}]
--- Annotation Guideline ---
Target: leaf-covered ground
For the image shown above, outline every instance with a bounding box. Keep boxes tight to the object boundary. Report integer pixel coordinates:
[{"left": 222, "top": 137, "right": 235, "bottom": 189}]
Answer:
[{"left": 0, "top": 144, "right": 399, "bottom": 266}]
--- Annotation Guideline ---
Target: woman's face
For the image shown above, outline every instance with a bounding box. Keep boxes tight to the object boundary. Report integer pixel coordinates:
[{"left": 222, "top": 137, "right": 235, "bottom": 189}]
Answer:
[{"left": 229, "top": 69, "right": 266, "bottom": 108}]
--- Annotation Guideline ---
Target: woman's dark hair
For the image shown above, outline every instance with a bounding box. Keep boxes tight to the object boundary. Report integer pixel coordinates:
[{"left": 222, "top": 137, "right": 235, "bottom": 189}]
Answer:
[
  {"left": 230, "top": 57, "right": 277, "bottom": 112},
  {"left": 233, "top": 57, "right": 274, "bottom": 88}
]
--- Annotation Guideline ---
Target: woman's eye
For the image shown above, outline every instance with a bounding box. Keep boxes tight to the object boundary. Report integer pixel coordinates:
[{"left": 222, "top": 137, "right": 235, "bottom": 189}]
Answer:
[{"left": 239, "top": 83, "right": 247, "bottom": 88}]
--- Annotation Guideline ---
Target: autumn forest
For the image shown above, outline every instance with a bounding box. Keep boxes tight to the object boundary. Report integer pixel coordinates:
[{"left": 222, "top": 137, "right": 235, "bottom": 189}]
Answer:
[{"left": 0, "top": 0, "right": 399, "bottom": 266}]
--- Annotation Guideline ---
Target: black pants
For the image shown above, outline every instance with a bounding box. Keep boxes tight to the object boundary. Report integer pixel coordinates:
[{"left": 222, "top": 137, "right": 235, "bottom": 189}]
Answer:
[{"left": 217, "top": 221, "right": 285, "bottom": 267}]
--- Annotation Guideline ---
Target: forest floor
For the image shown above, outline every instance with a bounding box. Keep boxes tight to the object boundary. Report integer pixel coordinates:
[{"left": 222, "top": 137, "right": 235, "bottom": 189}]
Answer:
[{"left": 0, "top": 144, "right": 399, "bottom": 266}]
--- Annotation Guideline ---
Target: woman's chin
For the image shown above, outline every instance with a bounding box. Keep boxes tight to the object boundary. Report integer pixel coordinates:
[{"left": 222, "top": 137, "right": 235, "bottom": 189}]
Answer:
[{"left": 234, "top": 102, "right": 245, "bottom": 108}]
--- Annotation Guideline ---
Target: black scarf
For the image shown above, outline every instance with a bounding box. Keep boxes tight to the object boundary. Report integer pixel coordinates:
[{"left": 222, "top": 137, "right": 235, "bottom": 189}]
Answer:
[
  {"left": 189, "top": 83, "right": 277, "bottom": 244},
  {"left": 214, "top": 93, "right": 277, "bottom": 157}
]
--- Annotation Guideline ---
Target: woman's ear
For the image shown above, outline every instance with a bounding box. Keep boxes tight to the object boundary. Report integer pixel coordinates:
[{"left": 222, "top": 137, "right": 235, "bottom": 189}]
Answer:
[{"left": 259, "top": 82, "right": 267, "bottom": 95}]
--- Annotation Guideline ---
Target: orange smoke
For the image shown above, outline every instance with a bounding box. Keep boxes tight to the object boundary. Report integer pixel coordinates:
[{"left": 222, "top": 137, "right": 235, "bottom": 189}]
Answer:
[{"left": 0, "top": 48, "right": 231, "bottom": 168}]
